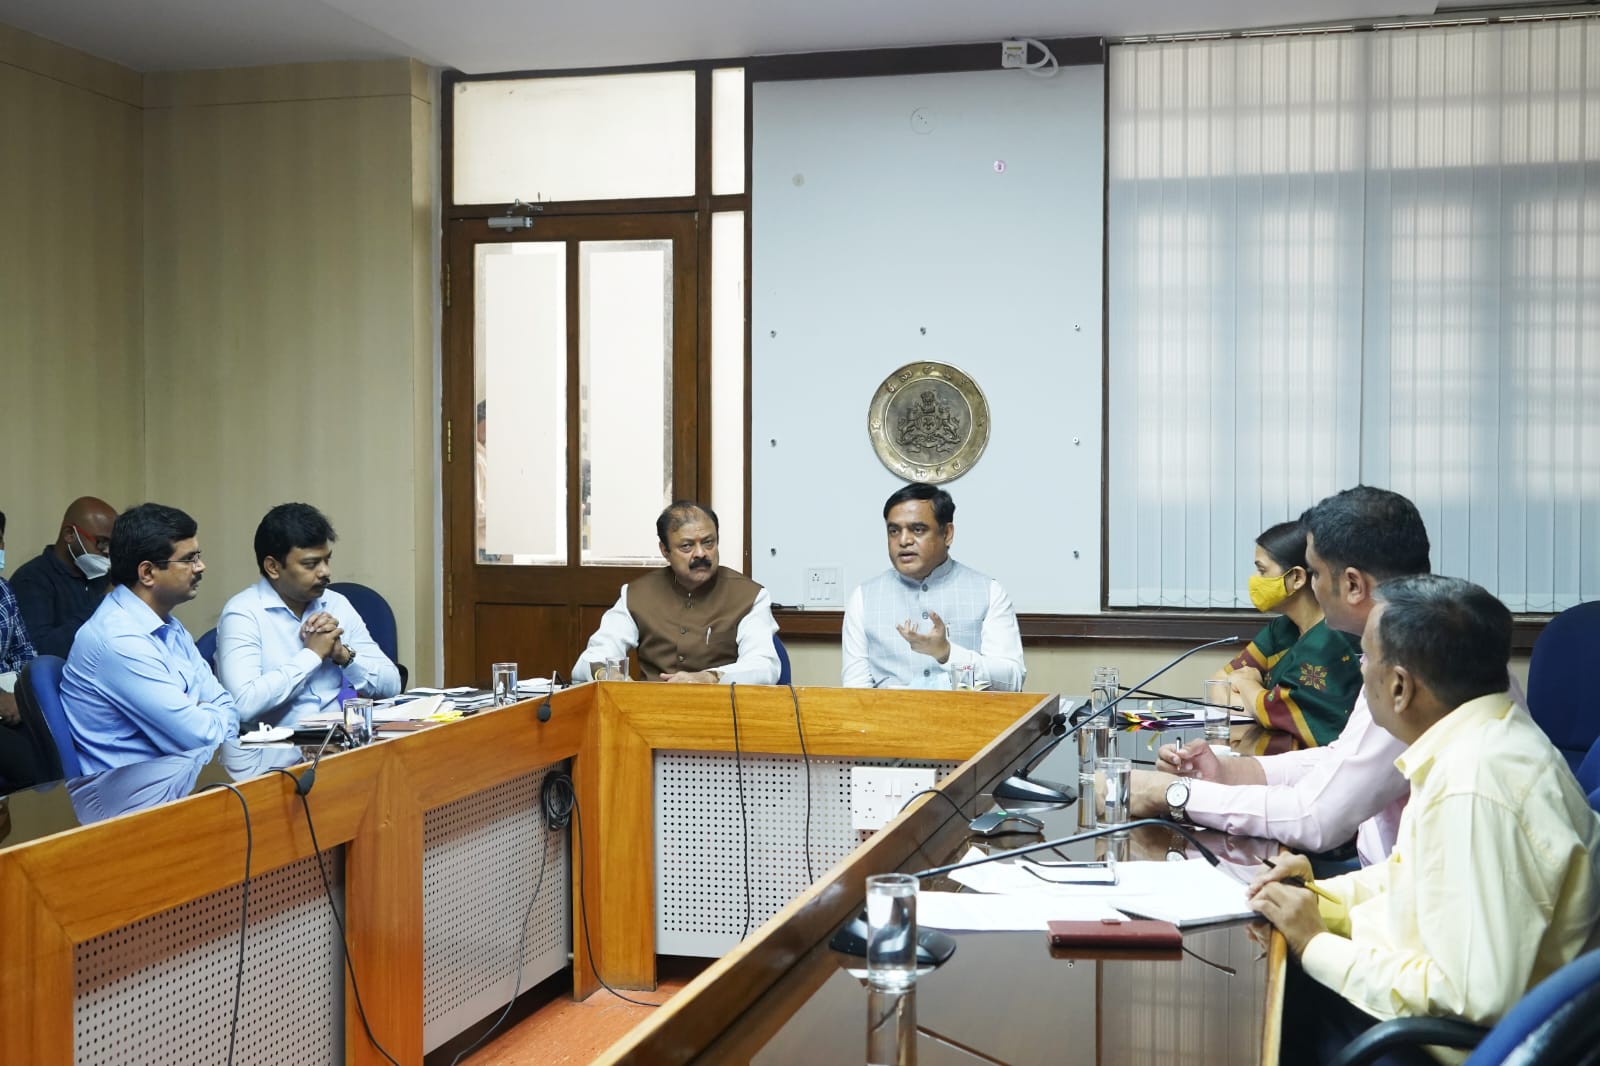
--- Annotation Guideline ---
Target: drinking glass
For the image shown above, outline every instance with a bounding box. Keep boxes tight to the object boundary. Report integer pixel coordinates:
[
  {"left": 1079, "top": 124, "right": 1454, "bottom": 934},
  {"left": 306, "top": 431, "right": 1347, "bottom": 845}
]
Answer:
[
  {"left": 491, "top": 661, "right": 519, "bottom": 706},
  {"left": 343, "top": 698, "right": 373, "bottom": 746},
  {"left": 1098, "top": 756, "right": 1132, "bottom": 835},
  {"left": 865, "top": 873, "right": 918, "bottom": 989},
  {"left": 1202, "top": 678, "right": 1232, "bottom": 742}
]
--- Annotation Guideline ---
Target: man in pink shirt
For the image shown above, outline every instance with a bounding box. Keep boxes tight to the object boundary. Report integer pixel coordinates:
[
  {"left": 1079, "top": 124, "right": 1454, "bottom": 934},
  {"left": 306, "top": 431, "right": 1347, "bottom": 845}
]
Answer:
[{"left": 1129, "top": 485, "right": 1432, "bottom": 865}]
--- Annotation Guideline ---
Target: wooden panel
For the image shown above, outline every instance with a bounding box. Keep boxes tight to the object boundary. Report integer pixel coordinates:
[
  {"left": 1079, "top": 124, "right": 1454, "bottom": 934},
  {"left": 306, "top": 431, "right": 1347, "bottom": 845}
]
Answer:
[
  {"left": 608, "top": 684, "right": 1046, "bottom": 761},
  {"left": 473, "top": 603, "right": 576, "bottom": 687},
  {"left": 0, "top": 861, "right": 73, "bottom": 1064}
]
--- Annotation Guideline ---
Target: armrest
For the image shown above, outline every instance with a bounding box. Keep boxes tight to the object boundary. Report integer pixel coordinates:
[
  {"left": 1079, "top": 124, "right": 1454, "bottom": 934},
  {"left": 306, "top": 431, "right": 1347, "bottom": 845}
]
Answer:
[{"left": 1329, "top": 1017, "right": 1491, "bottom": 1066}]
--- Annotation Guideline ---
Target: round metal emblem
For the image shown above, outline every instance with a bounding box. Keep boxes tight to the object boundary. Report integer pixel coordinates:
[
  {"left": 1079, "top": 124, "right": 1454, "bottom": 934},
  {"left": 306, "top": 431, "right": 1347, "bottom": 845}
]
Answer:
[{"left": 867, "top": 362, "right": 990, "bottom": 484}]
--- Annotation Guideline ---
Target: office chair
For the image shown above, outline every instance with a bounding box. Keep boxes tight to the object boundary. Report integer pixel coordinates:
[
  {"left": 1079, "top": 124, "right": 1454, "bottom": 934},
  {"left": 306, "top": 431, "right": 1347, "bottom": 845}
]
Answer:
[
  {"left": 1577, "top": 734, "right": 1600, "bottom": 798},
  {"left": 327, "top": 581, "right": 409, "bottom": 690},
  {"left": 1329, "top": 948, "right": 1600, "bottom": 1066},
  {"left": 1526, "top": 600, "right": 1600, "bottom": 773},
  {"left": 16, "top": 655, "right": 83, "bottom": 780},
  {"left": 4, "top": 661, "right": 63, "bottom": 788},
  {"left": 774, "top": 633, "right": 792, "bottom": 686},
  {"left": 195, "top": 627, "right": 219, "bottom": 675}
]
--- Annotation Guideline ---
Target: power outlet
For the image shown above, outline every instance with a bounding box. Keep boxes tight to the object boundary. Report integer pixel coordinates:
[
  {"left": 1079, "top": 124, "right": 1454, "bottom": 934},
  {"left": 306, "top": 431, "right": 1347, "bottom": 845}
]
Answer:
[
  {"left": 804, "top": 566, "right": 843, "bottom": 606},
  {"left": 851, "top": 766, "right": 937, "bottom": 832},
  {"left": 1001, "top": 39, "right": 1029, "bottom": 69}
]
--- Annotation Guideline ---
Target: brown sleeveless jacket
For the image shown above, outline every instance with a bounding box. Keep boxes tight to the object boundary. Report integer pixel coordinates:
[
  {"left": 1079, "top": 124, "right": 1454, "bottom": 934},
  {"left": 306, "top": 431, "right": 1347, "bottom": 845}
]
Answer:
[{"left": 627, "top": 566, "right": 761, "bottom": 680}]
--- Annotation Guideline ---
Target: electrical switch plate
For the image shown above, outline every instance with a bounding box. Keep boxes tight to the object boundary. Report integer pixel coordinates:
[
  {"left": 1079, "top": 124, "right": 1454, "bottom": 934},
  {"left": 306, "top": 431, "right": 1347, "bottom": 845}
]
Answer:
[
  {"left": 803, "top": 566, "right": 843, "bottom": 606},
  {"left": 1001, "top": 40, "right": 1028, "bottom": 68},
  {"left": 851, "top": 766, "right": 937, "bottom": 832}
]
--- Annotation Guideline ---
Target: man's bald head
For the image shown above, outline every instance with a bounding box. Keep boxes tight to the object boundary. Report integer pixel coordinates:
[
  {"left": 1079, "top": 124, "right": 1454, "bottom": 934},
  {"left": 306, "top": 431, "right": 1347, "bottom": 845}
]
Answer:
[{"left": 53, "top": 496, "right": 117, "bottom": 574}]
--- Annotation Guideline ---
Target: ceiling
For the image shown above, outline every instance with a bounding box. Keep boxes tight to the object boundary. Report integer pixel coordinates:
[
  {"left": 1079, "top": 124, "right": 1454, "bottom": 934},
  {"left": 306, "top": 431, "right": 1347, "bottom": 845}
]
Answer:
[{"left": 0, "top": 0, "right": 1557, "bottom": 75}]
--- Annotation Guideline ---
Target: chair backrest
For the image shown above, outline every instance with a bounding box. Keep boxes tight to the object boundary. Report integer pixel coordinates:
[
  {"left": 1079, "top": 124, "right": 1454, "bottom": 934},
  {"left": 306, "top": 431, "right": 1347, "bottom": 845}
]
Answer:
[
  {"left": 18, "top": 655, "right": 82, "bottom": 780},
  {"left": 1526, "top": 600, "right": 1600, "bottom": 773},
  {"left": 774, "top": 634, "right": 792, "bottom": 686},
  {"left": 195, "top": 627, "right": 219, "bottom": 676},
  {"left": 1578, "top": 735, "right": 1600, "bottom": 797},
  {"left": 1465, "top": 948, "right": 1600, "bottom": 1065},
  {"left": 327, "top": 582, "right": 399, "bottom": 664}
]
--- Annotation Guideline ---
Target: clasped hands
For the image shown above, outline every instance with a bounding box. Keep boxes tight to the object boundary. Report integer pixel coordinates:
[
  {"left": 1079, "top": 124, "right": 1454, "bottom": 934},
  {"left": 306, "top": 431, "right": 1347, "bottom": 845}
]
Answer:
[{"left": 300, "top": 610, "right": 354, "bottom": 667}]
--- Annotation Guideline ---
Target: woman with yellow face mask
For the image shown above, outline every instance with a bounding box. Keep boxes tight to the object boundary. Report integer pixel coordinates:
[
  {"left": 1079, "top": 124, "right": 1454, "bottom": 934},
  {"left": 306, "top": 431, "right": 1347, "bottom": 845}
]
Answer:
[{"left": 1212, "top": 520, "right": 1363, "bottom": 747}]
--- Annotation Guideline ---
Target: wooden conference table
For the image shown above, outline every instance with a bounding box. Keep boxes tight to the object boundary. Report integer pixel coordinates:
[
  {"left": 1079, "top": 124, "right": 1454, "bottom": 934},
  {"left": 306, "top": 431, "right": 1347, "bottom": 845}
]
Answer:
[
  {"left": 598, "top": 708, "right": 1286, "bottom": 1065},
  {"left": 0, "top": 684, "right": 1282, "bottom": 1064}
]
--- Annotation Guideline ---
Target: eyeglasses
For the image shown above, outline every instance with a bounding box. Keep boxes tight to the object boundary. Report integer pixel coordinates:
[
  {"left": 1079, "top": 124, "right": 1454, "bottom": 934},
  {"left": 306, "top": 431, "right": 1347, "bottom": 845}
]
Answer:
[
  {"left": 152, "top": 551, "right": 203, "bottom": 570},
  {"left": 72, "top": 525, "right": 111, "bottom": 554}
]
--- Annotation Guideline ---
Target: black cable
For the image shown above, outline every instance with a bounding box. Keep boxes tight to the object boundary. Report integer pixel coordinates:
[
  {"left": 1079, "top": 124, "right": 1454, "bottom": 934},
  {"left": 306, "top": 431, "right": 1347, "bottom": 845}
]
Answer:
[
  {"left": 544, "top": 774, "right": 661, "bottom": 1009},
  {"left": 267, "top": 769, "right": 402, "bottom": 1066},
  {"left": 200, "top": 782, "right": 252, "bottom": 1066},
  {"left": 447, "top": 776, "right": 555, "bottom": 1066},
  {"left": 728, "top": 682, "right": 752, "bottom": 941},
  {"left": 896, "top": 786, "right": 968, "bottom": 820},
  {"left": 787, "top": 682, "right": 814, "bottom": 884}
]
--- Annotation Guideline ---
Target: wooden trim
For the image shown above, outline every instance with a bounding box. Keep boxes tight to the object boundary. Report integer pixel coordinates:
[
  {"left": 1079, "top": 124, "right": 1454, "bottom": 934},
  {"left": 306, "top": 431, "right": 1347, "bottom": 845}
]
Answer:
[
  {"left": 775, "top": 607, "right": 1553, "bottom": 650},
  {"left": 1261, "top": 928, "right": 1288, "bottom": 1066},
  {"left": 445, "top": 197, "right": 703, "bottom": 218},
  {"left": 748, "top": 36, "right": 1103, "bottom": 82}
]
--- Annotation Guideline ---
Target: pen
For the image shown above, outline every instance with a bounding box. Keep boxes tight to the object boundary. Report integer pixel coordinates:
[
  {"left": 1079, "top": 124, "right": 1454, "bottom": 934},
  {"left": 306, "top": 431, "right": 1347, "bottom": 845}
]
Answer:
[{"left": 1264, "top": 857, "right": 1340, "bottom": 904}]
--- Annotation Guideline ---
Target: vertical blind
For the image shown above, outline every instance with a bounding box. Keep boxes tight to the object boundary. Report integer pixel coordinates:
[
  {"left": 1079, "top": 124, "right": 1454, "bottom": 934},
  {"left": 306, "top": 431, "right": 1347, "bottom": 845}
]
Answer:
[{"left": 1108, "top": 20, "right": 1600, "bottom": 613}]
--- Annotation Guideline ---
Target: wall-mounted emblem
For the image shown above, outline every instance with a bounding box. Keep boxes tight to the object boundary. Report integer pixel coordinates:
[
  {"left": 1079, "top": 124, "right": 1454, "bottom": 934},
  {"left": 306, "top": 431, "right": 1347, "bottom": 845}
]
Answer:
[{"left": 867, "top": 362, "right": 990, "bottom": 484}]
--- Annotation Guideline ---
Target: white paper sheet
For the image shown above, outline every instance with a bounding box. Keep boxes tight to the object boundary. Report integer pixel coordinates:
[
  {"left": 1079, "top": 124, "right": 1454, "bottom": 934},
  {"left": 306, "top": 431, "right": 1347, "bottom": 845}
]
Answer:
[{"left": 917, "top": 891, "right": 1124, "bottom": 932}]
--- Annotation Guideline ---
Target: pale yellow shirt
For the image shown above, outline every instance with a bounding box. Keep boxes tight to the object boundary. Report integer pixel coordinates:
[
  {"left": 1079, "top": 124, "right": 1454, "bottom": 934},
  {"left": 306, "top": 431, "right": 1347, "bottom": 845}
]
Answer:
[{"left": 1302, "top": 692, "right": 1600, "bottom": 1050}]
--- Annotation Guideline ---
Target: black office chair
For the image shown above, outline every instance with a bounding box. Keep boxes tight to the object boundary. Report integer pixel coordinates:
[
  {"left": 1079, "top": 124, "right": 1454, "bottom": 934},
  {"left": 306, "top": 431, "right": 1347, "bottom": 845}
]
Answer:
[
  {"left": 1330, "top": 948, "right": 1600, "bottom": 1066},
  {"left": 327, "top": 581, "right": 408, "bottom": 689}
]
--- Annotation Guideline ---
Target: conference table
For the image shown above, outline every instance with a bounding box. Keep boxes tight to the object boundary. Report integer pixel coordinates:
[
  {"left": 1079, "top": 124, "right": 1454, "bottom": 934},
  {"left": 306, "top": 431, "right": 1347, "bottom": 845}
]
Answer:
[{"left": 0, "top": 684, "right": 1284, "bottom": 1064}]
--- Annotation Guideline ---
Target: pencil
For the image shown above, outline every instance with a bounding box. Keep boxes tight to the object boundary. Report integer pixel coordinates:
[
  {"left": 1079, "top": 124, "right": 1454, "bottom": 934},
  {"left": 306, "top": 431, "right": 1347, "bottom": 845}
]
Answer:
[{"left": 1264, "top": 857, "right": 1341, "bottom": 904}]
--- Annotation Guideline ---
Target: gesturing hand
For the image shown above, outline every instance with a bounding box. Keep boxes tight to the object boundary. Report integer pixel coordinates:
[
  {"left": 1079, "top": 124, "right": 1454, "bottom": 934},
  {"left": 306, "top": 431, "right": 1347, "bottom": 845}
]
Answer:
[{"left": 896, "top": 611, "right": 951, "bottom": 664}]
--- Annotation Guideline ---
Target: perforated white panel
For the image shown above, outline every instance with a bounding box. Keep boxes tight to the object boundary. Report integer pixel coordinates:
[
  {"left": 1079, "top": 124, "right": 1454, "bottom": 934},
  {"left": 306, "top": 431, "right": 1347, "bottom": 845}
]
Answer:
[
  {"left": 75, "top": 853, "right": 343, "bottom": 1066},
  {"left": 422, "top": 764, "right": 571, "bottom": 1052},
  {"left": 655, "top": 751, "right": 957, "bottom": 956}
]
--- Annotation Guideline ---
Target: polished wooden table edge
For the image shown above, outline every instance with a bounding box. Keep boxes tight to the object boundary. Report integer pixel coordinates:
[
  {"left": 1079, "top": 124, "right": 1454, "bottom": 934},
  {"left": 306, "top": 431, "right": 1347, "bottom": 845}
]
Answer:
[{"left": 590, "top": 693, "right": 1062, "bottom": 1066}]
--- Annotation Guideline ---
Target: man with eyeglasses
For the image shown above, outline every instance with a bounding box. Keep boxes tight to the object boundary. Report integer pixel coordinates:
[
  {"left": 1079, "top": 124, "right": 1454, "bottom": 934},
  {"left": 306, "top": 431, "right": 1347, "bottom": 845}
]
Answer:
[
  {"left": 61, "top": 503, "right": 238, "bottom": 773},
  {"left": 10, "top": 496, "right": 116, "bottom": 657}
]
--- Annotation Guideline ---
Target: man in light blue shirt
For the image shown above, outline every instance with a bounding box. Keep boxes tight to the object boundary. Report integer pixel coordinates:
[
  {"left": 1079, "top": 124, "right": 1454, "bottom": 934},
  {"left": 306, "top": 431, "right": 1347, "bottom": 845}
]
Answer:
[
  {"left": 841, "top": 483, "right": 1025, "bottom": 691},
  {"left": 62, "top": 503, "right": 238, "bottom": 774},
  {"left": 217, "top": 503, "right": 400, "bottom": 728}
]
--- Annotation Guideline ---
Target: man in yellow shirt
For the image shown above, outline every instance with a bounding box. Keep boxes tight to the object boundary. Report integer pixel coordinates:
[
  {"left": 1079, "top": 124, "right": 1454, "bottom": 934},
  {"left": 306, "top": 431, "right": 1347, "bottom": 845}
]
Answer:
[{"left": 1250, "top": 574, "right": 1600, "bottom": 1064}]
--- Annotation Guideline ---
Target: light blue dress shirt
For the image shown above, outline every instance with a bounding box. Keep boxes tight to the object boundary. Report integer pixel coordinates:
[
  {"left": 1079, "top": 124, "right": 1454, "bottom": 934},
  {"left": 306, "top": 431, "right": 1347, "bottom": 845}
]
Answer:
[
  {"left": 216, "top": 577, "right": 401, "bottom": 728},
  {"left": 61, "top": 584, "right": 239, "bottom": 775}
]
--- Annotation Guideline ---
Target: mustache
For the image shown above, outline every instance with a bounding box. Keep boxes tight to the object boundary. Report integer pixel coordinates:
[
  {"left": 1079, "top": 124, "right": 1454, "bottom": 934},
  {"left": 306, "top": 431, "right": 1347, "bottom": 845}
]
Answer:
[{"left": 688, "top": 557, "right": 713, "bottom": 570}]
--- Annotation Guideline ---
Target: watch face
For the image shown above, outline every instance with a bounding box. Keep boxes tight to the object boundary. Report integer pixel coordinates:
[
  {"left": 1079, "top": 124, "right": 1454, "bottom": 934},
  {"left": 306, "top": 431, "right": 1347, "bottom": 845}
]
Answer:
[{"left": 1165, "top": 780, "right": 1188, "bottom": 806}]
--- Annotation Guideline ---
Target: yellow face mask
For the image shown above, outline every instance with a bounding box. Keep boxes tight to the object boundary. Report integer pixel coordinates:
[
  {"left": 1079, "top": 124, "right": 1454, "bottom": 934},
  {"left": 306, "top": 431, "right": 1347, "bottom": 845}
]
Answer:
[{"left": 1248, "top": 570, "right": 1299, "bottom": 613}]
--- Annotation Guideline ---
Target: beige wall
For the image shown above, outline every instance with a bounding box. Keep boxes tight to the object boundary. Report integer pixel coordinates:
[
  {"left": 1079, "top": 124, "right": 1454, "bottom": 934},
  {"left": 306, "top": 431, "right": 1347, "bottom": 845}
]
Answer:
[
  {"left": 2, "top": 23, "right": 437, "bottom": 679},
  {"left": 141, "top": 60, "right": 437, "bottom": 675},
  {"left": 0, "top": 25, "right": 144, "bottom": 555}
]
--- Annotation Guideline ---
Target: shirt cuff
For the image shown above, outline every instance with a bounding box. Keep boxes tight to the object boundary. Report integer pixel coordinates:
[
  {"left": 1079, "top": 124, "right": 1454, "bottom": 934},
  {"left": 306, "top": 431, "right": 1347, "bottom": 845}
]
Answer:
[{"left": 1299, "top": 931, "right": 1358, "bottom": 997}]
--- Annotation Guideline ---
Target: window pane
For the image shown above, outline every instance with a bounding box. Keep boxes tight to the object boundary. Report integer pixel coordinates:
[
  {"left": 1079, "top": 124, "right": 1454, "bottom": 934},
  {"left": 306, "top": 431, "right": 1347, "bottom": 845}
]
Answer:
[
  {"left": 580, "top": 240, "right": 673, "bottom": 565},
  {"left": 475, "top": 243, "right": 567, "bottom": 564},
  {"left": 711, "top": 212, "right": 745, "bottom": 566},
  {"left": 712, "top": 68, "right": 746, "bottom": 196},
  {"left": 454, "top": 72, "right": 695, "bottom": 204}
]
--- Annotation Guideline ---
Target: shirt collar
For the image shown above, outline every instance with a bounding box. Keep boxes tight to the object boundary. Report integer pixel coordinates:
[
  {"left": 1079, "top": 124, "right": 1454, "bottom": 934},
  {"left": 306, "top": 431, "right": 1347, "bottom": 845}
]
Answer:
[
  {"left": 1395, "top": 690, "right": 1515, "bottom": 782},
  {"left": 252, "top": 575, "right": 323, "bottom": 616},
  {"left": 896, "top": 556, "right": 956, "bottom": 589},
  {"left": 109, "top": 583, "right": 172, "bottom": 636}
]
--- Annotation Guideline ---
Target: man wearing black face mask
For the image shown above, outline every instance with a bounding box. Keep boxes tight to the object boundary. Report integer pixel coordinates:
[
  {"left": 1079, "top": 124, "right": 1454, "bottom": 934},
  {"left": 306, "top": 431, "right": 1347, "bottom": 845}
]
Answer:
[
  {"left": 573, "top": 502, "right": 780, "bottom": 684},
  {"left": 11, "top": 496, "right": 116, "bottom": 658}
]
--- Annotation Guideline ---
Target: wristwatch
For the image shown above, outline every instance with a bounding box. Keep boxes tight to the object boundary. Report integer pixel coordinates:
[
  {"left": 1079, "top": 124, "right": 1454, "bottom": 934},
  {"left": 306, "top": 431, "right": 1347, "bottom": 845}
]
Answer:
[
  {"left": 340, "top": 646, "right": 357, "bottom": 670},
  {"left": 1164, "top": 778, "right": 1191, "bottom": 822}
]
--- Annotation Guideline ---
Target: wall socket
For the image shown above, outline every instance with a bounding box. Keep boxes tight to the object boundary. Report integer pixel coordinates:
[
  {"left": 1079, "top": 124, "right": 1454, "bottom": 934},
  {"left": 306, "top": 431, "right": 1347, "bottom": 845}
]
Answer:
[
  {"left": 1001, "top": 39, "right": 1029, "bottom": 69},
  {"left": 803, "top": 566, "right": 843, "bottom": 605},
  {"left": 850, "top": 766, "right": 937, "bottom": 831}
]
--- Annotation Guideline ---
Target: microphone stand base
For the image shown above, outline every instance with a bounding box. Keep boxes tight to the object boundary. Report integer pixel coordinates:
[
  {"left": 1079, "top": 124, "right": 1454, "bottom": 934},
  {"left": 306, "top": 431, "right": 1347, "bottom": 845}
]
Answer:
[{"left": 992, "top": 774, "right": 1077, "bottom": 806}]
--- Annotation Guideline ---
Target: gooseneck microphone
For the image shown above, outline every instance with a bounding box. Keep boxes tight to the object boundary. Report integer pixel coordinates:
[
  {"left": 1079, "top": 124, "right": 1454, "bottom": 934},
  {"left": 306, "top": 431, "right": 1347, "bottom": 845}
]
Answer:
[
  {"left": 992, "top": 635, "right": 1242, "bottom": 805},
  {"left": 291, "top": 724, "right": 342, "bottom": 796},
  {"left": 538, "top": 671, "right": 565, "bottom": 723},
  {"left": 915, "top": 818, "right": 1222, "bottom": 880}
]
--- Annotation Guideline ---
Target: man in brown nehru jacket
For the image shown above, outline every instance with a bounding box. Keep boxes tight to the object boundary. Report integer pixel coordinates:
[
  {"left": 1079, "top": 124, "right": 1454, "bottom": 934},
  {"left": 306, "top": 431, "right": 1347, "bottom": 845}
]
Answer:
[{"left": 572, "top": 501, "right": 780, "bottom": 684}]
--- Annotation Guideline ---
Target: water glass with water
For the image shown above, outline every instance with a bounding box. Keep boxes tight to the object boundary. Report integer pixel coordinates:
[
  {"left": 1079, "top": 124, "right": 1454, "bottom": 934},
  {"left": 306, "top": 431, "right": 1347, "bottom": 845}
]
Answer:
[
  {"left": 1099, "top": 756, "right": 1133, "bottom": 834},
  {"left": 600, "top": 656, "right": 629, "bottom": 682},
  {"left": 1202, "top": 678, "right": 1233, "bottom": 742},
  {"left": 491, "top": 661, "right": 519, "bottom": 706},
  {"left": 343, "top": 697, "right": 373, "bottom": 746},
  {"left": 865, "top": 873, "right": 918, "bottom": 989},
  {"left": 866, "top": 985, "right": 916, "bottom": 1066}
]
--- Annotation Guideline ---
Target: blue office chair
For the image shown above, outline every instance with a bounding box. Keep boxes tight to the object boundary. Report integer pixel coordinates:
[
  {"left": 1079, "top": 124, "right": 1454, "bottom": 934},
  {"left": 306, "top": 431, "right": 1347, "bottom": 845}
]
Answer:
[
  {"left": 1329, "top": 948, "right": 1600, "bottom": 1066},
  {"left": 327, "top": 581, "right": 408, "bottom": 689},
  {"left": 1526, "top": 600, "right": 1600, "bottom": 773},
  {"left": 17, "top": 655, "right": 83, "bottom": 780},
  {"left": 1577, "top": 734, "right": 1600, "bottom": 798},
  {"left": 195, "top": 627, "right": 219, "bottom": 675},
  {"left": 774, "top": 634, "right": 792, "bottom": 686}
]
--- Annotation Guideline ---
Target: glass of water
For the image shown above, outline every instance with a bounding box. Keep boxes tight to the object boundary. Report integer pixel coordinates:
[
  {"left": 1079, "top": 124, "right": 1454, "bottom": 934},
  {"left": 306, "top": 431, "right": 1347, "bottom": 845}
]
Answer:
[
  {"left": 1099, "top": 756, "right": 1133, "bottom": 835},
  {"left": 1202, "top": 678, "right": 1233, "bottom": 742},
  {"left": 343, "top": 698, "right": 373, "bottom": 746},
  {"left": 491, "top": 661, "right": 519, "bottom": 706},
  {"left": 865, "top": 873, "right": 918, "bottom": 989}
]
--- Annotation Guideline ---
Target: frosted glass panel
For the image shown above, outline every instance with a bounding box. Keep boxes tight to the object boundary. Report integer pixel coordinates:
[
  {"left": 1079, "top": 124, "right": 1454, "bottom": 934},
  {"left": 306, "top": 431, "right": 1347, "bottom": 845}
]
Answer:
[
  {"left": 475, "top": 243, "right": 567, "bottom": 564},
  {"left": 454, "top": 73, "right": 695, "bottom": 204},
  {"left": 711, "top": 212, "right": 745, "bottom": 566},
  {"left": 712, "top": 68, "right": 746, "bottom": 196},
  {"left": 580, "top": 241, "right": 672, "bottom": 566}
]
